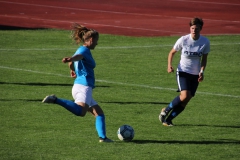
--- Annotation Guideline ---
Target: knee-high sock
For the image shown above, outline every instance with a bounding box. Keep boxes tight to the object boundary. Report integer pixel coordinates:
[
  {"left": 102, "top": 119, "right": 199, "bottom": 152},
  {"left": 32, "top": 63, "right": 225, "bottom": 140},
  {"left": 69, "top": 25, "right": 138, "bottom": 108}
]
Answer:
[
  {"left": 165, "top": 96, "right": 181, "bottom": 113},
  {"left": 55, "top": 98, "right": 82, "bottom": 116},
  {"left": 96, "top": 114, "right": 106, "bottom": 139},
  {"left": 166, "top": 105, "right": 185, "bottom": 121}
]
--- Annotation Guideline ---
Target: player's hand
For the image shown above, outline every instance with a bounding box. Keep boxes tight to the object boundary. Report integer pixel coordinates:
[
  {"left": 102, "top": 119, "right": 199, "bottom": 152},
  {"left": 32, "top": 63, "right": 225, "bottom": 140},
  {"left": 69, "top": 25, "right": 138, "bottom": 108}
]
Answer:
[
  {"left": 62, "top": 57, "right": 72, "bottom": 63},
  {"left": 198, "top": 73, "right": 204, "bottom": 82},
  {"left": 70, "top": 70, "right": 76, "bottom": 78},
  {"left": 167, "top": 66, "right": 174, "bottom": 73}
]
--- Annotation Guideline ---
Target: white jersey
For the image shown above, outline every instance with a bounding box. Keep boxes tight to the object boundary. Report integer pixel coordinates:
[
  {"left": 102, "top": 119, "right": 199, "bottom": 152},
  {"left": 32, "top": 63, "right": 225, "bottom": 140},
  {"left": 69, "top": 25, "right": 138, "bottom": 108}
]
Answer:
[{"left": 173, "top": 34, "right": 210, "bottom": 75}]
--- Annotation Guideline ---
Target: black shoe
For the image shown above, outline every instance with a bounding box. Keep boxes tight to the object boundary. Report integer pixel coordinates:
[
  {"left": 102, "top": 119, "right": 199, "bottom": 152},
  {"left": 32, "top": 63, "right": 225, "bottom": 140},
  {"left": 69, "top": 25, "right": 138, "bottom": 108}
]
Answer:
[
  {"left": 99, "top": 137, "right": 113, "bottom": 143},
  {"left": 42, "top": 94, "right": 57, "bottom": 103}
]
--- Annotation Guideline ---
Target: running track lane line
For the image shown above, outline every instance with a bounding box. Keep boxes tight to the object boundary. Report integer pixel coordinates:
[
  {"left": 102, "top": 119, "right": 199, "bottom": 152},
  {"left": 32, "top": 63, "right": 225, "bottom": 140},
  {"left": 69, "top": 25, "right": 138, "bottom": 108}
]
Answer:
[
  {"left": 0, "top": 1, "right": 240, "bottom": 24},
  {"left": 0, "top": 15, "right": 184, "bottom": 34},
  {"left": 0, "top": 66, "right": 239, "bottom": 99}
]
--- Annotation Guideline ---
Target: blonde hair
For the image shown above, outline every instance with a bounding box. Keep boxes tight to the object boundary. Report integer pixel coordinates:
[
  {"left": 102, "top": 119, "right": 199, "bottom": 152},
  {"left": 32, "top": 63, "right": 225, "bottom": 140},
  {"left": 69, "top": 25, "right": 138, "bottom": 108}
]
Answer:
[
  {"left": 71, "top": 23, "right": 99, "bottom": 44},
  {"left": 189, "top": 17, "right": 204, "bottom": 29}
]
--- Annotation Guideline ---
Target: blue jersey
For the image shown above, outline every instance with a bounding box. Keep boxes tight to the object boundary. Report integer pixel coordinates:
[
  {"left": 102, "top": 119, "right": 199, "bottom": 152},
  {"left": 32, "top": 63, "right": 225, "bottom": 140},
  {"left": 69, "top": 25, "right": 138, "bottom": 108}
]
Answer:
[{"left": 73, "top": 46, "right": 96, "bottom": 88}]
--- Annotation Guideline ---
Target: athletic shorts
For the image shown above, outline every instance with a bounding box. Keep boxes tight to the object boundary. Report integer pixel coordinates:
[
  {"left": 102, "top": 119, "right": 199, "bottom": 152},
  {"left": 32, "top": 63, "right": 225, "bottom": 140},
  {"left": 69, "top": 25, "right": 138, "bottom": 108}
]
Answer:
[
  {"left": 176, "top": 71, "right": 199, "bottom": 97},
  {"left": 72, "top": 84, "right": 98, "bottom": 107}
]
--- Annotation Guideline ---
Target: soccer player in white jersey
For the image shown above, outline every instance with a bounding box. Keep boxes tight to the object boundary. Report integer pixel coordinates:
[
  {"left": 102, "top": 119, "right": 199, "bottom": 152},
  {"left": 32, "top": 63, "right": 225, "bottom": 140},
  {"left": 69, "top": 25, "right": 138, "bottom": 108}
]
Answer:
[
  {"left": 42, "top": 23, "right": 113, "bottom": 142},
  {"left": 159, "top": 17, "right": 210, "bottom": 126}
]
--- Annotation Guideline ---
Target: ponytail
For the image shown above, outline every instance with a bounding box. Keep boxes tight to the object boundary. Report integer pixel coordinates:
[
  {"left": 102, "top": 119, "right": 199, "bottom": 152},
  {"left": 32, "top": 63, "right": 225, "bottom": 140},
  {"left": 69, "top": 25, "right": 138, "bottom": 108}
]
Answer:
[{"left": 71, "top": 23, "right": 99, "bottom": 44}]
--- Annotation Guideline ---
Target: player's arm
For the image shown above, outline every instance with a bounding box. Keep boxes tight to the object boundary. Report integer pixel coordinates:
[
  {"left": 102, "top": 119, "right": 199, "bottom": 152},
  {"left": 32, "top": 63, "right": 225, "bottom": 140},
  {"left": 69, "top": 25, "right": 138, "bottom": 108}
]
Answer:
[
  {"left": 68, "top": 62, "right": 76, "bottom": 78},
  {"left": 167, "top": 48, "right": 178, "bottom": 73},
  {"left": 68, "top": 62, "right": 75, "bottom": 71},
  {"left": 62, "top": 54, "right": 84, "bottom": 78},
  {"left": 62, "top": 54, "right": 84, "bottom": 63},
  {"left": 198, "top": 54, "right": 208, "bottom": 82}
]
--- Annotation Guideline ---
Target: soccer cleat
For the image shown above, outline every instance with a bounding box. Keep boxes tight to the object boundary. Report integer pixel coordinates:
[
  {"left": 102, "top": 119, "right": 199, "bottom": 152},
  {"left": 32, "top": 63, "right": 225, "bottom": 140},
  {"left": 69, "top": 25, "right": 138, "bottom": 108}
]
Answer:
[
  {"left": 99, "top": 137, "right": 113, "bottom": 143},
  {"left": 42, "top": 95, "right": 57, "bottom": 103},
  {"left": 162, "top": 120, "right": 174, "bottom": 127},
  {"left": 159, "top": 108, "right": 167, "bottom": 123}
]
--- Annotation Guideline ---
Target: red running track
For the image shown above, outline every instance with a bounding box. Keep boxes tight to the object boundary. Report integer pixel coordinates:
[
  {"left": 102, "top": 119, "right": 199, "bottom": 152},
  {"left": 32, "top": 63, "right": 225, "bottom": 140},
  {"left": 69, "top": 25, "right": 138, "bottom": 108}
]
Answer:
[{"left": 0, "top": 0, "right": 240, "bottom": 37}]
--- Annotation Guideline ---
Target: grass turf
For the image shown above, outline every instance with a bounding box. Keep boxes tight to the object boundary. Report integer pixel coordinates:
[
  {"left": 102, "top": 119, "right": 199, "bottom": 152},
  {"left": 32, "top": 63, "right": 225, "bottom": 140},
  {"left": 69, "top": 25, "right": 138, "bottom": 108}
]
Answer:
[{"left": 0, "top": 29, "right": 239, "bottom": 160}]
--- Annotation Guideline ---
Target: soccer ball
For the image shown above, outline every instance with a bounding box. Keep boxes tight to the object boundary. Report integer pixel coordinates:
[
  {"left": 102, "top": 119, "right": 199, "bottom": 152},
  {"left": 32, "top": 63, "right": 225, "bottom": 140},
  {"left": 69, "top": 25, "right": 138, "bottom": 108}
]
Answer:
[{"left": 117, "top": 125, "right": 134, "bottom": 141}]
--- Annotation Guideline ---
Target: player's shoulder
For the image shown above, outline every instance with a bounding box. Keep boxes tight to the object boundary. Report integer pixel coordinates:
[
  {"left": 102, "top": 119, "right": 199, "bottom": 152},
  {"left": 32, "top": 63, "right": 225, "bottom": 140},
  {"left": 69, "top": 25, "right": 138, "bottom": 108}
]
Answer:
[
  {"left": 200, "top": 35, "right": 210, "bottom": 43},
  {"left": 181, "top": 34, "right": 191, "bottom": 38},
  {"left": 200, "top": 35, "right": 209, "bottom": 40},
  {"left": 75, "top": 46, "right": 89, "bottom": 55},
  {"left": 178, "top": 34, "right": 191, "bottom": 42},
  {"left": 79, "top": 46, "right": 89, "bottom": 52},
  {"left": 176, "top": 34, "right": 191, "bottom": 44}
]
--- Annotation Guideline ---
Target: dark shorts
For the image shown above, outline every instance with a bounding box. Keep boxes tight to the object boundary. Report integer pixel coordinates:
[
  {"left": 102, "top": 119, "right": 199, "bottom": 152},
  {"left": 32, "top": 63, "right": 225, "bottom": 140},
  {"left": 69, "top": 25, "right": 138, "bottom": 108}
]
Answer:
[{"left": 176, "top": 71, "right": 199, "bottom": 97}]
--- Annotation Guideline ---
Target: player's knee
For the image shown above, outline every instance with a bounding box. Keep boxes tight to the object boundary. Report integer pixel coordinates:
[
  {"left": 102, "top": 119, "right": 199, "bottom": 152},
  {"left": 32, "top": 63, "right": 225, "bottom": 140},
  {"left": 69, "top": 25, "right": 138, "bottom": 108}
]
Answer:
[
  {"left": 79, "top": 108, "right": 88, "bottom": 117},
  {"left": 75, "top": 102, "right": 89, "bottom": 117},
  {"left": 91, "top": 105, "right": 104, "bottom": 116},
  {"left": 180, "top": 93, "right": 192, "bottom": 102}
]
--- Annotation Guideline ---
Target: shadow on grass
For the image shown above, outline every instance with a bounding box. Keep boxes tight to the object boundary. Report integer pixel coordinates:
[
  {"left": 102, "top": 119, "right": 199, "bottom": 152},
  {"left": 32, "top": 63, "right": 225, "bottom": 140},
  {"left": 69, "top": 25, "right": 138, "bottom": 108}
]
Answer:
[
  {"left": 1, "top": 99, "right": 167, "bottom": 105},
  {"left": 0, "top": 81, "right": 72, "bottom": 86},
  {"left": 0, "top": 25, "right": 47, "bottom": 30},
  {"left": 0, "top": 99, "right": 87, "bottom": 103},
  {"left": 0, "top": 98, "right": 58, "bottom": 102},
  {"left": 130, "top": 139, "right": 240, "bottom": 144},
  {"left": 101, "top": 101, "right": 169, "bottom": 105},
  {"left": 0, "top": 81, "right": 110, "bottom": 87},
  {"left": 177, "top": 124, "right": 240, "bottom": 128}
]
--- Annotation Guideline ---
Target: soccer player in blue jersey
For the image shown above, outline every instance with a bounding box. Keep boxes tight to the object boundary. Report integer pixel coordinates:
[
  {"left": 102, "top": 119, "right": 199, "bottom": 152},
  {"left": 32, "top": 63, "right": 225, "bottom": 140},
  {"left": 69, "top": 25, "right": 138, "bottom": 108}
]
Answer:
[
  {"left": 42, "top": 23, "right": 113, "bottom": 142},
  {"left": 159, "top": 17, "right": 210, "bottom": 126}
]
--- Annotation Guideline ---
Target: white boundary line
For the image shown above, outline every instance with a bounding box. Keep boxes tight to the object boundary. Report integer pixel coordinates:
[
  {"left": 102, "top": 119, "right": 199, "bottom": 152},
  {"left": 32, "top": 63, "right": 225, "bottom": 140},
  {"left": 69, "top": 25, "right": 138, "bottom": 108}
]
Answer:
[
  {"left": 0, "top": 43, "right": 239, "bottom": 51},
  {"left": 0, "top": 66, "right": 239, "bottom": 99}
]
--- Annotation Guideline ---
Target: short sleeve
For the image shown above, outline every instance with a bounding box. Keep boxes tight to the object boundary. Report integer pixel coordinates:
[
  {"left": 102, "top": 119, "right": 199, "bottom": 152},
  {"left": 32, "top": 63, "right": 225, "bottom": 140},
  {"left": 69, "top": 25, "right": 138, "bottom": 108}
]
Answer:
[
  {"left": 173, "top": 36, "right": 183, "bottom": 51},
  {"left": 203, "top": 39, "right": 210, "bottom": 54},
  {"left": 73, "top": 46, "right": 88, "bottom": 57}
]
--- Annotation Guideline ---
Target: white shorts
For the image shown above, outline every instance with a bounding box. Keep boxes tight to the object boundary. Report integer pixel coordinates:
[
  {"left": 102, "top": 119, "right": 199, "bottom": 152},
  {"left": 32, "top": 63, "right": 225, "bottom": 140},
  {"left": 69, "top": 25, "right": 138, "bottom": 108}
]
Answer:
[{"left": 72, "top": 84, "right": 98, "bottom": 107}]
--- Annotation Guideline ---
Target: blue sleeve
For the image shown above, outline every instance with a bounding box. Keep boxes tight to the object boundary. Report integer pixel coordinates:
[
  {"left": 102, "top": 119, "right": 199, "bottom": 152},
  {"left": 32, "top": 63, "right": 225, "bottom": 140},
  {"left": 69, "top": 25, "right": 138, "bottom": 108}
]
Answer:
[{"left": 73, "top": 46, "right": 87, "bottom": 57}]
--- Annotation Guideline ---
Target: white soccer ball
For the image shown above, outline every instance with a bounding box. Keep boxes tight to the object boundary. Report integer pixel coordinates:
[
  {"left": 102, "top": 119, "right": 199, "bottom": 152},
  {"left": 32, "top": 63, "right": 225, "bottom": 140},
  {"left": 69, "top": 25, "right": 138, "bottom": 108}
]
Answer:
[{"left": 117, "top": 125, "right": 134, "bottom": 141}]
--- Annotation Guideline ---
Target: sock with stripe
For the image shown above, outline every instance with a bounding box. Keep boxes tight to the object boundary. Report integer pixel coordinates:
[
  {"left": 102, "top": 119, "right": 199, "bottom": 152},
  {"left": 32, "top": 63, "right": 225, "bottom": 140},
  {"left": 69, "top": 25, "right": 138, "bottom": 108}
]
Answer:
[
  {"left": 165, "top": 96, "right": 181, "bottom": 113},
  {"left": 166, "top": 105, "right": 185, "bottom": 122}
]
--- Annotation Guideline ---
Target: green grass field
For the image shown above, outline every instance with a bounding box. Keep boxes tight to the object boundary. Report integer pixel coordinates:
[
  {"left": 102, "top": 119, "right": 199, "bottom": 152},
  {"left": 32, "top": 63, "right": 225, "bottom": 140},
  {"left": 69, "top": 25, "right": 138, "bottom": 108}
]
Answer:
[{"left": 0, "top": 29, "right": 239, "bottom": 160}]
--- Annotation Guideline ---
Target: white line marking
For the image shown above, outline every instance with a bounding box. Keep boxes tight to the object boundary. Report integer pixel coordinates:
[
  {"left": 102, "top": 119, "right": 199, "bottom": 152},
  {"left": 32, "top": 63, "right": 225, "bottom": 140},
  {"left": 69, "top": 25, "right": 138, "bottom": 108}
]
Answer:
[
  {"left": 0, "top": 48, "right": 75, "bottom": 51},
  {"left": 170, "top": 0, "right": 240, "bottom": 6},
  {"left": 0, "top": 66, "right": 239, "bottom": 98},
  {"left": 0, "top": 66, "right": 67, "bottom": 77},
  {"left": 0, "top": 43, "right": 239, "bottom": 51}
]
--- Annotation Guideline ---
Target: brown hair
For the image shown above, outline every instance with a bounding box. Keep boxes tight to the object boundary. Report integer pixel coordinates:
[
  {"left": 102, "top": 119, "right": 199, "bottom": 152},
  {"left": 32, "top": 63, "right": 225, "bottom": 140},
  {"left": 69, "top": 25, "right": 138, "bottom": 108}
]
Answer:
[
  {"left": 189, "top": 17, "right": 204, "bottom": 29},
  {"left": 71, "top": 23, "right": 99, "bottom": 44}
]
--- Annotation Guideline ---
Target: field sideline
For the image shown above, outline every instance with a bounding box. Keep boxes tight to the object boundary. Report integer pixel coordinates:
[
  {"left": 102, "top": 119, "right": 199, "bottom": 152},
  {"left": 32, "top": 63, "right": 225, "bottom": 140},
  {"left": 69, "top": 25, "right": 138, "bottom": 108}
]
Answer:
[
  {"left": 0, "top": 65, "right": 239, "bottom": 99},
  {"left": 0, "top": 42, "right": 240, "bottom": 50}
]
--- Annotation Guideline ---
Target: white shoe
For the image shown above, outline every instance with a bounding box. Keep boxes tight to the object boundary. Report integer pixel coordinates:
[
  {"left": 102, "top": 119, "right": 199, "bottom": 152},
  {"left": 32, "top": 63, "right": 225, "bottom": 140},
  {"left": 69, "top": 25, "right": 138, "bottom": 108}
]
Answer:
[
  {"left": 42, "top": 95, "right": 57, "bottom": 103},
  {"left": 99, "top": 137, "right": 113, "bottom": 143},
  {"left": 159, "top": 107, "right": 167, "bottom": 123},
  {"left": 163, "top": 120, "right": 174, "bottom": 126}
]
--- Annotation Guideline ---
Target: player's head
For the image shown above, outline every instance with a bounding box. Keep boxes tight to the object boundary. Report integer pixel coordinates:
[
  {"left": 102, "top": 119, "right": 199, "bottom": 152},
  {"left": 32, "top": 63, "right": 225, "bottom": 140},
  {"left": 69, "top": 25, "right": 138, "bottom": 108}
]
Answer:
[
  {"left": 189, "top": 17, "right": 203, "bottom": 39},
  {"left": 189, "top": 17, "right": 203, "bottom": 29},
  {"left": 71, "top": 23, "right": 99, "bottom": 49}
]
